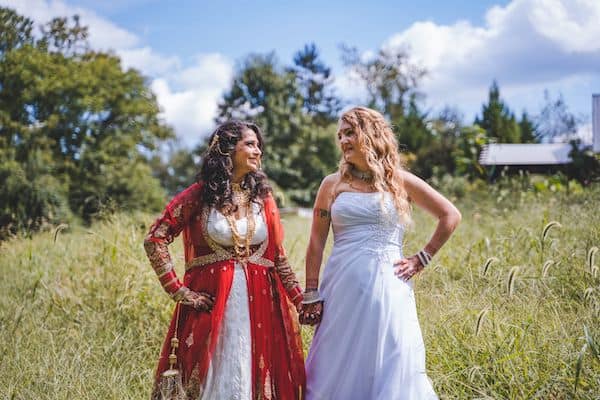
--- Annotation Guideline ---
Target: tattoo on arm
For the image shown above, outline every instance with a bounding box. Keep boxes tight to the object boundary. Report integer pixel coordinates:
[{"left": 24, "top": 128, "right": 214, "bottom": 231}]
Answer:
[{"left": 314, "top": 208, "right": 331, "bottom": 219}]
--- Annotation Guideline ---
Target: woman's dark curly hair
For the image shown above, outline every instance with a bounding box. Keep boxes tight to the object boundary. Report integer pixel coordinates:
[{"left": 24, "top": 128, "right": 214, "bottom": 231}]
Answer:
[{"left": 197, "top": 120, "right": 272, "bottom": 213}]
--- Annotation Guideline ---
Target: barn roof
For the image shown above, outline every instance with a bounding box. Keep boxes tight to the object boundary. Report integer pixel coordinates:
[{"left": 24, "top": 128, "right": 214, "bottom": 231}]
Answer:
[{"left": 479, "top": 143, "right": 573, "bottom": 165}]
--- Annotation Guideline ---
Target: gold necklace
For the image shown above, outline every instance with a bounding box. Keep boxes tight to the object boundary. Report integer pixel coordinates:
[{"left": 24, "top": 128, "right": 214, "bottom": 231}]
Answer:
[
  {"left": 231, "top": 182, "right": 250, "bottom": 206},
  {"left": 225, "top": 206, "right": 255, "bottom": 261},
  {"left": 225, "top": 183, "right": 255, "bottom": 261}
]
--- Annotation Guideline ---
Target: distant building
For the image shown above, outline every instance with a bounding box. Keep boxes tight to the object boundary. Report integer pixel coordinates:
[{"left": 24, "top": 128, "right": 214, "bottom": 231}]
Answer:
[{"left": 479, "top": 95, "right": 600, "bottom": 172}]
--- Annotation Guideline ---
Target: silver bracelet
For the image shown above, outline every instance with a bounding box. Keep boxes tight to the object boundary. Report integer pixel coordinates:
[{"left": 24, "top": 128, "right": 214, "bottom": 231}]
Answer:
[{"left": 301, "top": 289, "right": 323, "bottom": 304}]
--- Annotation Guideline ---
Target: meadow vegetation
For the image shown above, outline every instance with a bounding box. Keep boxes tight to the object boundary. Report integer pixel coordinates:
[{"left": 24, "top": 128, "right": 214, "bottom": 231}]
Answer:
[{"left": 1, "top": 185, "right": 599, "bottom": 399}]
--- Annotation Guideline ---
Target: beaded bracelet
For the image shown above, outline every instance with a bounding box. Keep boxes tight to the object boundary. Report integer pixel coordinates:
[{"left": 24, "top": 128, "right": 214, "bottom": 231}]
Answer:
[{"left": 416, "top": 249, "right": 433, "bottom": 268}]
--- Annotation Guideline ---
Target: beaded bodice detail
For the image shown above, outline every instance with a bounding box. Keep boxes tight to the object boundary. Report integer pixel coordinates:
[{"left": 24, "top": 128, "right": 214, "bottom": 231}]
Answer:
[{"left": 330, "top": 192, "right": 405, "bottom": 259}]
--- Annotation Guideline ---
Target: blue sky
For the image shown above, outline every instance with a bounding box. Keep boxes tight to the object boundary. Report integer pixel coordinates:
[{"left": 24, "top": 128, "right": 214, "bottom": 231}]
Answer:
[
  {"left": 4, "top": 0, "right": 599, "bottom": 147},
  {"left": 84, "top": 0, "right": 507, "bottom": 65}
]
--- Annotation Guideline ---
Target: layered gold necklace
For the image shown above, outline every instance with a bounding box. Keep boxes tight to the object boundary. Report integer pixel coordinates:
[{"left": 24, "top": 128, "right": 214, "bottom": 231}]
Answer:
[{"left": 224, "top": 183, "right": 256, "bottom": 261}]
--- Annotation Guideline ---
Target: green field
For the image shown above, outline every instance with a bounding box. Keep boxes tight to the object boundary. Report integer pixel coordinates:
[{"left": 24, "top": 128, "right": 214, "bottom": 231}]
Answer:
[{"left": 1, "top": 187, "right": 599, "bottom": 399}]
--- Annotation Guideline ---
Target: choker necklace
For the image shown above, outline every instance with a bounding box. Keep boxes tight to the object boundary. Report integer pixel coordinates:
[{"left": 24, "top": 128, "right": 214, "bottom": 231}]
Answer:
[
  {"left": 231, "top": 182, "right": 250, "bottom": 206},
  {"left": 350, "top": 167, "right": 373, "bottom": 182}
]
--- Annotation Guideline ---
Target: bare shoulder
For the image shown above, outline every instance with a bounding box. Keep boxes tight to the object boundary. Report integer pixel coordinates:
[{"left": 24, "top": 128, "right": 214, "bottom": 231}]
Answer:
[
  {"left": 314, "top": 172, "right": 340, "bottom": 210},
  {"left": 321, "top": 172, "right": 341, "bottom": 189},
  {"left": 317, "top": 172, "right": 341, "bottom": 196},
  {"left": 399, "top": 170, "right": 428, "bottom": 192},
  {"left": 399, "top": 170, "right": 460, "bottom": 219}
]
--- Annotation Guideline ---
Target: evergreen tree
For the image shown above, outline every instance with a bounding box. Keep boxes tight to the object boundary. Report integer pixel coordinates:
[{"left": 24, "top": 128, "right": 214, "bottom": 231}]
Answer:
[
  {"left": 289, "top": 43, "right": 341, "bottom": 127},
  {"left": 475, "top": 81, "right": 521, "bottom": 143},
  {"left": 519, "top": 111, "right": 537, "bottom": 143}
]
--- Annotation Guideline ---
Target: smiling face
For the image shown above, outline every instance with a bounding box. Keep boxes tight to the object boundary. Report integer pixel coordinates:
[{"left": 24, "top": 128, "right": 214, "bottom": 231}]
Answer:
[
  {"left": 337, "top": 120, "right": 368, "bottom": 169},
  {"left": 232, "top": 128, "right": 262, "bottom": 179}
]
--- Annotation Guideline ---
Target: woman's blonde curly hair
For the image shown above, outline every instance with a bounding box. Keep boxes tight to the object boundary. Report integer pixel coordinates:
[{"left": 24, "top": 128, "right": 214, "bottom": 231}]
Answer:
[{"left": 337, "top": 106, "right": 411, "bottom": 223}]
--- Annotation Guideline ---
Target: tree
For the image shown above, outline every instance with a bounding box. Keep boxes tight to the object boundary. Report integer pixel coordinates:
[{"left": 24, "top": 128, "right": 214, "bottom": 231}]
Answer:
[
  {"left": 411, "top": 107, "right": 460, "bottom": 178},
  {"left": 474, "top": 81, "right": 521, "bottom": 143},
  {"left": 216, "top": 49, "right": 339, "bottom": 205},
  {"left": 0, "top": 6, "right": 34, "bottom": 54},
  {"left": 567, "top": 140, "right": 600, "bottom": 184},
  {"left": 453, "top": 125, "right": 488, "bottom": 179},
  {"left": 289, "top": 43, "right": 342, "bottom": 127},
  {"left": 536, "top": 90, "right": 578, "bottom": 142},
  {"left": 149, "top": 143, "right": 200, "bottom": 197},
  {"left": 341, "top": 45, "right": 432, "bottom": 156},
  {"left": 216, "top": 52, "right": 306, "bottom": 181},
  {"left": 341, "top": 46, "right": 426, "bottom": 123},
  {"left": 0, "top": 7, "right": 172, "bottom": 235},
  {"left": 519, "top": 111, "right": 537, "bottom": 143}
]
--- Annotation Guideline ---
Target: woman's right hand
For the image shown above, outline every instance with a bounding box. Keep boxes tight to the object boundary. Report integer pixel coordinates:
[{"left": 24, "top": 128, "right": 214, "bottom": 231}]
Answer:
[
  {"left": 182, "top": 290, "right": 215, "bottom": 312},
  {"left": 299, "top": 301, "right": 323, "bottom": 325}
]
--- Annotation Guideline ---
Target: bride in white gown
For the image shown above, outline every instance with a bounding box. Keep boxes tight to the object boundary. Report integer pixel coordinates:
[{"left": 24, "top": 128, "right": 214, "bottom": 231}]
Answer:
[{"left": 300, "top": 107, "right": 461, "bottom": 400}]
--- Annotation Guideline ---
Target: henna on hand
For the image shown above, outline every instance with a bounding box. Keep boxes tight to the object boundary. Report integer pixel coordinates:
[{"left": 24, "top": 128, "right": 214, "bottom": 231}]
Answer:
[
  {"left": 299, "top": 301, "right": 323, "bottom": 325},
  {"left": 182, "top": 290, "right": 215, "bottom": 312}
]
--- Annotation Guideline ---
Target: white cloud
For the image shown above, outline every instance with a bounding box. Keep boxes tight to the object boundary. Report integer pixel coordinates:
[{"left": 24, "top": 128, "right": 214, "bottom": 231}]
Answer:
[
  {"left": 529, "top": 0, "right": 600, "bottom": 52},
  {"left": 2, "top": 0, "right": 138, "bottom": 49},
  {"left": 151, "top": 54, "right": 233, "bottom": 147},
  {"left": 333, "top": 69, "right": 365, "bottom": 103},
  {"left": 118, "top": 46, "right": 180, "bottom": 76},
  {"left": 173, "top": 54, "right": 232, "bottom": 92},
  {"left": 1, "top": 0, "right": 233, "bottom": 147},
  {"left": 380, "top": 0, "right": 600, "bottom": 120}
]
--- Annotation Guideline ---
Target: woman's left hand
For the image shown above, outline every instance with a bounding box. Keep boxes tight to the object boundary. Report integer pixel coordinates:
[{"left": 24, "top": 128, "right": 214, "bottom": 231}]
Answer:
[{"left": 394, "top": 255, "right": 424, "bottom": 281}]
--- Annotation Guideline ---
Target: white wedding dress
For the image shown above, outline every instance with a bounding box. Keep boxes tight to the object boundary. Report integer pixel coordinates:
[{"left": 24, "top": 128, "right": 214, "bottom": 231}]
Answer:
[{"left": 305, "top": 192, "right": 438, "bottom": 400}]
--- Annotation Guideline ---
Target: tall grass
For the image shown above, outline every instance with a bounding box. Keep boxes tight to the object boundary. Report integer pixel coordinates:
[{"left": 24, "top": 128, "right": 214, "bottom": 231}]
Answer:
[{"left": 1, "top": 187, "right": 599, "bottom": 399}]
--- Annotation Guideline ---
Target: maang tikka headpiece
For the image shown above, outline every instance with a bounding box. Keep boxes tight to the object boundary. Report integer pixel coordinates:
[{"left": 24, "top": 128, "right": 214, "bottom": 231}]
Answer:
[{"left": 208, "top": 134, "right": 229, "bottom": 156}]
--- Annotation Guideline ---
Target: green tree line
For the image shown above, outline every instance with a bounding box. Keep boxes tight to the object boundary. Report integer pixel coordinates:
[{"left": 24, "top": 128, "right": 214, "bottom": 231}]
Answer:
[
  {"left": 0, "top": 7, "right": 171, "bottom": 237},
  {"left": 1, "top": 7, "right": 595, "bottom": 238}
]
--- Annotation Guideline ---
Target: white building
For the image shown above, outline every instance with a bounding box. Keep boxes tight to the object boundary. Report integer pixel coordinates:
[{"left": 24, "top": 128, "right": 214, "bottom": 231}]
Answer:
[{"left": 479, "top": 95, "right": 600, "bottom": 167}]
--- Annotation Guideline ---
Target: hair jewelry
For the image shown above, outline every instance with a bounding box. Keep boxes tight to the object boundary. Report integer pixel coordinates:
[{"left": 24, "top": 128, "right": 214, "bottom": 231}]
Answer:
[{"left": 209, "top": 134, "right": 229, "bottom": 156}]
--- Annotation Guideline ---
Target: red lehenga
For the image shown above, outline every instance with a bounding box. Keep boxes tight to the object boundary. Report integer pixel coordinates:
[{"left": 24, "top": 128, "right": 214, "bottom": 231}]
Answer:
[{"left": 144, "top": 183, "right": 305, "bottom": 399}]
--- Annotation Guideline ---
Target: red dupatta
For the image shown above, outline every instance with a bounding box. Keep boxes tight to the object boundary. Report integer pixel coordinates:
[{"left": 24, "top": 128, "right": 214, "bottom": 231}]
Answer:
[{"left": 146, "top": 183, "right": 305, "bottom": 399}]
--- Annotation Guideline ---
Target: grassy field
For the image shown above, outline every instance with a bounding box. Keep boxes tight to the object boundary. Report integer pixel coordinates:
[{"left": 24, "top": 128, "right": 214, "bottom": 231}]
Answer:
[{"left": 1, "top": 186, "right": 599, "bottom": 399}]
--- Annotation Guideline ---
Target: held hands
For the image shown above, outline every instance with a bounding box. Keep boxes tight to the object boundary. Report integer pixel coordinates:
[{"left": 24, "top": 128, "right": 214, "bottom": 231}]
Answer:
[
  {"left": 299, "top": 288, "right": 323, "bottom": 325},
  {"left": 182, "top": 289, "right": 215, "bottom": 312},
  {"left": 299, "top": 301, "right": 323, "bottom": 326},
  {"left": 394, "top": 255, "right": 425, "bottom": 281}
]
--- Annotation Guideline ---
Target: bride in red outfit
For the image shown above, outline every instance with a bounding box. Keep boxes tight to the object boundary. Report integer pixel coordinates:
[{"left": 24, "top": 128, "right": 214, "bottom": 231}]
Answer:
[{"left": 144, "top": 120, "right": 305, "bottom": 399}]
